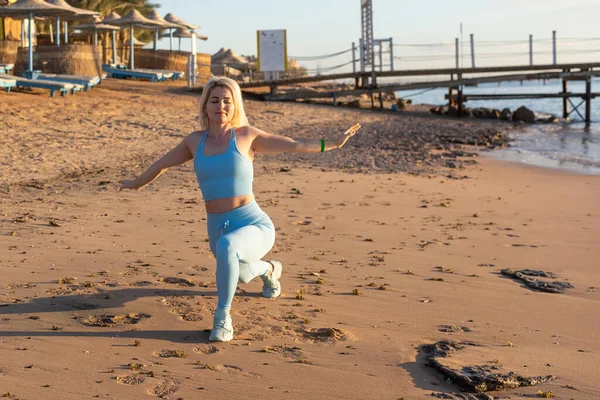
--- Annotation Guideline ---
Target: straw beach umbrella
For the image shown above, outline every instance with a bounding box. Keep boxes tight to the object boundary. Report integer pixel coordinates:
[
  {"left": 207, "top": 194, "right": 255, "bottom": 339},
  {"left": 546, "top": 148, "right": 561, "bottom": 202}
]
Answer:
[
  {"left": 140, "top": 9, "right": 179, "bottom": 51},
  {"left": 75, "top": 15, "right": 118, "bottom": 46},
  {"left": 108, "top": 9, "right": 162, "bottom": 69},
  {"left": 102, "top": 11, "right": 121, "bottom": 65},
  {"left": 45, "top": 0, "right": 99, "bottom": 46},
  {"left": 0, "top": 0, "right": 75, "bottom": 77},
  {"left": 160, "top": 27, "right": 206, "bottom": 52},
  {"left": 163, "top": 13, "right": 198, "bottom": 52}
]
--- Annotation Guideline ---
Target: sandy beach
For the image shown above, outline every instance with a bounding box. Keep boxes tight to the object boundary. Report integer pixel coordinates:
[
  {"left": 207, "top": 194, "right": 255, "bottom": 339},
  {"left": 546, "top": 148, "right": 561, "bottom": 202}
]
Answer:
[{"left": 1, "top": 80, "right": 599, "bottom": 399}]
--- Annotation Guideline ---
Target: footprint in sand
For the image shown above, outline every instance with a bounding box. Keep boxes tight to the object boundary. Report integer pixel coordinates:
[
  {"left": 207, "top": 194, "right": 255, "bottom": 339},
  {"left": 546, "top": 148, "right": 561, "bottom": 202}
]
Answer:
[
  {"left": 79, "top": 313, "right": 151, "bottom": 327},
  {"left": 261, "top": 345, "right": 303, "bottom": 360},
  {"left": 116, "top": 375, "right": 145, "bottom": 385},
  {"left": 194, "top": 344, "right": 221, "bottom": 355},
  {"left": 151, "top": 384, "right": 178, "bottom": 397},
  {"left": 211, "top": 365, "right": 261, "bottom": 378},
  {"left": 159, "top": 297, "right": 203, "bottom": 322},
  {"left": 291, "top": 219, "right": 312, "bottom": 226}
]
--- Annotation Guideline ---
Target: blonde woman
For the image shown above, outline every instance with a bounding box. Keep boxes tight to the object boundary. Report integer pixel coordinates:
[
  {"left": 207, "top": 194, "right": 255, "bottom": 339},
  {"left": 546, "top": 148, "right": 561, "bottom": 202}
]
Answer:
[{"left": 120, "top": 77, "right": 360, "bottom": 342}]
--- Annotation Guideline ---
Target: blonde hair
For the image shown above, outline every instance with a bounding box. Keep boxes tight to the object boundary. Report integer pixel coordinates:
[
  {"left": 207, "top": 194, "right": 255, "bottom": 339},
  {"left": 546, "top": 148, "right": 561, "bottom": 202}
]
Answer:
[{"left": 198, "top": 77, "right": 249, "bottom": 130}]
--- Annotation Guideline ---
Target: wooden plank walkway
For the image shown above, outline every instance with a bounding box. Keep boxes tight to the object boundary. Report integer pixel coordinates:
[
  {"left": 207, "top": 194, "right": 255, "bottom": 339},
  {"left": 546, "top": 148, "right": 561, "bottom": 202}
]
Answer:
[
  {"left": 239, "top": 62, "right": 600, "bottom": 89},
  {"left": 237, "top": 62, "right": 598, "bottom": 126},
  {"left": 260, "top": 70, "right": 600, "bottom": 101}
]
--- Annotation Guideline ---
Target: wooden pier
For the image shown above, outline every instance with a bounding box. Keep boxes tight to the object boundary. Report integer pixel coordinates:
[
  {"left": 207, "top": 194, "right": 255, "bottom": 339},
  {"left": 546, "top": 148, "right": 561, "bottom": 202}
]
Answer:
[{"left": 239, "top": 62, "right": 599, "bottom": 126}]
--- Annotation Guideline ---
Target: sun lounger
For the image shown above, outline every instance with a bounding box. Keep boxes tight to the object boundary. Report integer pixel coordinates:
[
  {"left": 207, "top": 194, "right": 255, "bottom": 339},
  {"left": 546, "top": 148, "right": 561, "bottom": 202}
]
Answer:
[
  {"left": 0, "top": 64, "right": 14, "bottom": 74},
  {"left": 0, "top": 77, "right": 17, "bottom": 92},
  {"left": 136, "top": 68, "right": 185, "bottom": 81},
  {"left": 132, "top": 68, "right": 174, "bottom": 81},
  {"left": 102, "top": 64, "right": 163, "bottom": 83},
  {"left": 107, "top": 64, "right": 183, "bottom": 82},
  {"left": 0, "top": 74, "right": 74, "bottom": 97},
  {"left": 37, "top": 74, "right": 100, "bottom": 92}
]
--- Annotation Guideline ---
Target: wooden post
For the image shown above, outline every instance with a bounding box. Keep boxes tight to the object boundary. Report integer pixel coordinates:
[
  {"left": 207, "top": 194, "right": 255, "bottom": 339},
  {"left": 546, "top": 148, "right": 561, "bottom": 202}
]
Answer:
[
  {"left": 448, "top": 86, "right": 454, "bottom": 107},
  {"left": 562, "top": 75, "right": 568, "bottom": 119},
  {"left": 457, "top": 86, "right": 464, "bottom": 116},
  {"left": 352, "top": 41, "right": 356, "bottom": 73},
  {"left": 379, "top": 91, "right": 384, "bottom": 108},
  {"left": 370, "top": 91, "right": 374, "bottom": 108},
  {"left": 355, "top": 76, "right": 360, "bottom": 90},
  {"left": 585, "top": 76, "right": 592, "bottom": 127}
]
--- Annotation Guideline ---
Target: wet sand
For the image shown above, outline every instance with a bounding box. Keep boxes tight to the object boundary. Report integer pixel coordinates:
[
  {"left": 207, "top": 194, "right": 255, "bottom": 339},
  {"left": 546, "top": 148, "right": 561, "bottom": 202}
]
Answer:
[{"left": 1, "top": 80, "right": 599, "bottom": 399}]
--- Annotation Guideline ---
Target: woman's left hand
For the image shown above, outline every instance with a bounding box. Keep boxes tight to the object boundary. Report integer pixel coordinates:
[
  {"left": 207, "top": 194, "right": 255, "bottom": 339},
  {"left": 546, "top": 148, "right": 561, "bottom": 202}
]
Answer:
[{"left": 333, "top": 123, "right": 361, "bottom": 149}]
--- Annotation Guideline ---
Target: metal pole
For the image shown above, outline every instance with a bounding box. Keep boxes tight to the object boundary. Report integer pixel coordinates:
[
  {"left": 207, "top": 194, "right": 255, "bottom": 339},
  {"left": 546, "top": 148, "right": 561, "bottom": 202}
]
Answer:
[
  {"left": 378, "top": 41, "right": 383, "bottom": 72},
  {"left": 64, "top": 21, "right": 68, "bottom": 44},
  {"left": 154, "top": 28, "right": 158, "bottom": 51},
  {"left": 55, "top": 16, "right": 60, "bottom": 46},
  {"left": 169, "top": 28, "right": 173, "bottom": 52},
  {"left": 585, "top": 77, "right": 592, "bottom": 127},
  {"left": 562, "top": 77, "right": 568, "bottom": 119},
  {"left": 455, "top": 38, "right": 459, "bottom": 69},
  {"left": 130, "top": 24, "right": 134, "bottom": 69},
  {"left": 352, "top": 41, "right": 356, "bottom": 73},
  {"left": 94, "top": 29, "right": 98, "bottom": 46},
  {"left": 371, "top": 37, "right": 376, "bottom": 86},
  {"left": 191, "top": 32, "right": 197, "bottom": 86},
  {"left": 178, "top": 37, "right": 181, "bottom": 52},
  {"left": 27, "top": 12, "right": 33, "bottom": 73},
  {"left": 359, "top": 38, "right": 365, "bottom": 72},
  {"left": 529, "top": 34, "right": 533, "bottom": 65},
  {"left": 470, "top": 33, "right": 475, "bottom": 68},
  {"left": 21, "top": 17, "right": 25, "bottom": 46},
  {"left": 552, "top": 30, "right": 557, "bottom": 65},
  {"left": 112, "top": 30, "right": 117, "bottom": 64},
  {"left": 389, "top": 37, "right": 394, "bottom": 71}
]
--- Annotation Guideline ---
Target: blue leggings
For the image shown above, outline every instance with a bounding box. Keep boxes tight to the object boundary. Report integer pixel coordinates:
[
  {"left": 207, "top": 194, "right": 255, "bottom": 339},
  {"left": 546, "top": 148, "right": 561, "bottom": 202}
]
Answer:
[{"left": 207, "top": 200, "right": 275, "bottom": 310}]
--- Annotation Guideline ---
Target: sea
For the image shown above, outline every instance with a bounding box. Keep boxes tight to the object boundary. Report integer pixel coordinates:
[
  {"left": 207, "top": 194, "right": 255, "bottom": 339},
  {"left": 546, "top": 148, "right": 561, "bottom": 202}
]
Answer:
[{"left": 395, "top": 78, "right": 600, "bottom": 175}]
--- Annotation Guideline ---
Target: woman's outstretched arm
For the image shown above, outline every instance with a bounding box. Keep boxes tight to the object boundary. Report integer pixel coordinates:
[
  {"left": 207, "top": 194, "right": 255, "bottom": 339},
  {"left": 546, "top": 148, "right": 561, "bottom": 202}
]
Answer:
[
  {"left": 251, "top": 123, "right": 361, "bottom": 154},
  {"left": 119, "top": 135, "right": 194, "bottom": 191}
]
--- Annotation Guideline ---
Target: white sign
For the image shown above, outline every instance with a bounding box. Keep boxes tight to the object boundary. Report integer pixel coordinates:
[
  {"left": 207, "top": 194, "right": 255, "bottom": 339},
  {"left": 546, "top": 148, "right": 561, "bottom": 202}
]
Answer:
[{"left": 257, "top": 29, "right": 287, "bottom": 72}]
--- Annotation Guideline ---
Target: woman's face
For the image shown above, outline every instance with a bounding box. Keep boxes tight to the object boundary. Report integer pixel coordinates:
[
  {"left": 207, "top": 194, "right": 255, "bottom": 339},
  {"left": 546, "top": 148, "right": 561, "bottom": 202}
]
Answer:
[{"left": 206, "top": 86, "right": 235, "bottom": 125}]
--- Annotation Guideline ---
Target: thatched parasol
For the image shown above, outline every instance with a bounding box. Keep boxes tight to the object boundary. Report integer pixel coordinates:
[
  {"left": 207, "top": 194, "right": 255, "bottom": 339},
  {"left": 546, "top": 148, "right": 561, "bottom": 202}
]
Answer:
[
  {"left": 75, "top": 15, "right": 119, "bottom": 46},
  {"left": 101, "top": 11, "right": 121, "bottom": 64},
  {"left": 139, "top": 9, "right": 180, "bottom": 51},
  {"left": 212, "top": 47, "right": 227, "bottom": 60},
  {"left": 163, "top": 13, "right": 199, "bottom": 52},
  {"left": 160, "top": 28, "right": 207, "bottom": 52},
  {"left": 0, "top": 0, "right": 76, "bottom": 77},
  {"left": 164, "top": 13, "right": 199, "bottom": 30},
  {"left": 109, "top": 9, "right": 163, "bottom": 69},
  {"left": 212, "top": 49, "right": 252, "bottom": 71},
  {"left": 102, "top": 11, "right": 121, "bottom": 24},
  {"left": 45, "top": 0, "right": 100, "bottom": 46}
]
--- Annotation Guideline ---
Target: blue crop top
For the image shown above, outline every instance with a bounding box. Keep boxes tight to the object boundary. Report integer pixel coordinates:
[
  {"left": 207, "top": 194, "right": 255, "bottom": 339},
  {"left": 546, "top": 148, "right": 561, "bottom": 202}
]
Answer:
[{"left": 193, "top": 128, "right": 254, "bottom": 201}]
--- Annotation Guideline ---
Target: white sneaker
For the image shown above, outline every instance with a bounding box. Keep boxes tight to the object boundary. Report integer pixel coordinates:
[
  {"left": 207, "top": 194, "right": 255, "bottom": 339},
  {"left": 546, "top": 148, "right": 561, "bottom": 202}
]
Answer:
[
  {"left": 209, "top": 308, "right": 233, "bottom": 342},
  {"left": 261, "top": 260, "right": 282, "bottom": 298}
]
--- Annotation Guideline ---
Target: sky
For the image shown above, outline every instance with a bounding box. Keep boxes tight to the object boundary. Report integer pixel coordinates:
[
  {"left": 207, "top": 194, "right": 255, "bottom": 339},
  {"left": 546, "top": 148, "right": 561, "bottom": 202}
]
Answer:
[{"left": 152, "top": 0, "right": 600, "bottom": 72}]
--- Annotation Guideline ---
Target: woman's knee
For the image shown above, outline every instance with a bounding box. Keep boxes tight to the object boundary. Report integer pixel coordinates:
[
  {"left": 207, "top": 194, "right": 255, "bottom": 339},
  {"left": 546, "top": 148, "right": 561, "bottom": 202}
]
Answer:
[{"left": 215, "top": 236, "right": 238, "bottom": 260}]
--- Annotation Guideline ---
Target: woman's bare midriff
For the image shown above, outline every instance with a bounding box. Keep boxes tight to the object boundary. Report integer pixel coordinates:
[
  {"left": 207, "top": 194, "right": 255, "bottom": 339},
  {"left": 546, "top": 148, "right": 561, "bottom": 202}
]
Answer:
[
  {"left": 192, "top": 127, "right": 255, "bottom": 214},
  {"left": 205, "top": 195, "right": 255, "bottom": 214}
]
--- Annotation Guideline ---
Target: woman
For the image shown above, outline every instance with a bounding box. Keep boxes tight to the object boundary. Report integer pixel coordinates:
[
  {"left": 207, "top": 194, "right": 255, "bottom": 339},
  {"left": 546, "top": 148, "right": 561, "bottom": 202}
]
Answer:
[{"left": 120, "top": 77, "right": 361, "bottom": 342}]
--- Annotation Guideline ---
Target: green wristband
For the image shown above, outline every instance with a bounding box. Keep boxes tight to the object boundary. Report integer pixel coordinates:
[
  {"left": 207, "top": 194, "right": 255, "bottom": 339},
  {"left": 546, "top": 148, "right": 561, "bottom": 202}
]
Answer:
[{"left": 320, "top": 139, "right": 325, "bottom": 153}]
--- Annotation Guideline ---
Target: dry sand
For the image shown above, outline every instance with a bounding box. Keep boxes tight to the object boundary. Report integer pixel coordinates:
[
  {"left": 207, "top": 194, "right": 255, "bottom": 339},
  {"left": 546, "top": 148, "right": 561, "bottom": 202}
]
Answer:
[{"left": 1, "top": 80, "right": 599, "bottom": 399}]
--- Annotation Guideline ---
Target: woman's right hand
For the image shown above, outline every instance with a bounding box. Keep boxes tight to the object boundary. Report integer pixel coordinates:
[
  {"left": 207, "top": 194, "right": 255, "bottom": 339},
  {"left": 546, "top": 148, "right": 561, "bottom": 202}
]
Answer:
[{"left": 119, "top": 179, "right": 140, "bottom": 191}]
